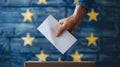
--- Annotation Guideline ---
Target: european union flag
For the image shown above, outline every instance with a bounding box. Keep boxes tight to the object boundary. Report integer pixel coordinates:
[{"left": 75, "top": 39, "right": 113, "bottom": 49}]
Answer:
[{"left": 0, "top": 0, "right": 120, "bottom": 67}]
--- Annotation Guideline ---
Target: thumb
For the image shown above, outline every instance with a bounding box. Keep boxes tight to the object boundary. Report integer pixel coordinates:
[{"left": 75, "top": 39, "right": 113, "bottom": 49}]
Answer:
[{"left": 56, "top": 24, "right": 66, "bottom": 37}]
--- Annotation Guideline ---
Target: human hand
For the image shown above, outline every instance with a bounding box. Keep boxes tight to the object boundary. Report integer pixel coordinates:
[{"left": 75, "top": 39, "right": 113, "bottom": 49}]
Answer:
[
  {"left": 55, "top": 15, "right": 81, "bottom": 37},
  {"left": 56, "top": 6, "right": 87, "bottom": 37}
]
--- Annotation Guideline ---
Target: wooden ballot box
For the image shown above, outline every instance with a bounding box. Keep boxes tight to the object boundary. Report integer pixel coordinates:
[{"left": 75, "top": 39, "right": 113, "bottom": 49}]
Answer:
[{"left": 25, "top": 61, "right": 96, "bottom": 67}]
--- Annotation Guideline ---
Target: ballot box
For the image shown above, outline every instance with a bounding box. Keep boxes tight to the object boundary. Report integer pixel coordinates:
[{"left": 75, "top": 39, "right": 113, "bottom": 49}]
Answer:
[{"left": 25, "top": 61, "right": 96, "bottom": 67}]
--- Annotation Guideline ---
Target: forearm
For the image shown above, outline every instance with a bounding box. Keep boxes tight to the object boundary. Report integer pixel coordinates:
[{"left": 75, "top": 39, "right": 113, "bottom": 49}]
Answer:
[
  {"left": 56, "top": 0, "right": 94, "bottom": 36},
  {"left": 72, "top": 0, "right": 94, "bottom": 22},
  {"left": 77, "top": 0, "right": 94, "bottom": 9},
  {"left": 72, "top": 5, "right": 87, "bottom": 23}
]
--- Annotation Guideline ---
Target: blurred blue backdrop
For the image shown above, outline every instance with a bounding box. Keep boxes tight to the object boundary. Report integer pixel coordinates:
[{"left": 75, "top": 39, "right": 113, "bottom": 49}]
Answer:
[{"left": 0, "top": 0, "right": 120, "bottom": 67}]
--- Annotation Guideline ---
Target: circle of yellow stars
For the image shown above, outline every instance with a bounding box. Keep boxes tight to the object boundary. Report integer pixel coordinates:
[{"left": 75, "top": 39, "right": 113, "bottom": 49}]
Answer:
[{"left": 20, "top": 0, "right": 99, "bottom": 62}]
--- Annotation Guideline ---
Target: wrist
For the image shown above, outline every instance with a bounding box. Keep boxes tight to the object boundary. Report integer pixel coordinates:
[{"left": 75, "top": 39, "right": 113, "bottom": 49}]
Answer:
[{"left": 71, "top": 14, "right": 80, "bottom": 23}]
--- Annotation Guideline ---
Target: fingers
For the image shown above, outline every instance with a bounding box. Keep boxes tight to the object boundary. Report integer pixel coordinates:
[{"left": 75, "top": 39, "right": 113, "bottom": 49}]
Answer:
[
  {"left": 55, "top": 17, "right": 80, "bottom": 37},
  {"left": 56, "top": 21, "right": 66, "bottom": 37}
]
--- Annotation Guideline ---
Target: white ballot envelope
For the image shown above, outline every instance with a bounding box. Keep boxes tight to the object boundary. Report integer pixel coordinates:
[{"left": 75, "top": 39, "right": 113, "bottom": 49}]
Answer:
[{"left": 37, "top": 15, "right": 77, "bottom": 54}]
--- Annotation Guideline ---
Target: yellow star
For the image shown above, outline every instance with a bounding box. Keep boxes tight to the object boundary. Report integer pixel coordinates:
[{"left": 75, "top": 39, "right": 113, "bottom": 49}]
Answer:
[
  {"left": 73, "top": 0, "right": 78, "bottom": 4},
  {"left": 38, "top": 0, "right": 47, "bottom": 4},
  {"left": 70, "top": 50, "right": 83, "bottom": 62},
  {"left": 87, "top": 8, "right": 99, "bottom": 22},
  {"left": 57, "top": 57, "right": 62, "bottom": 62},
  {"left": 86, "top": 33, "right": 98, "bottom": 46},
  {"left": 36, "top": 50, "right": 49, "bottom": 61},
  {"left": 21, "top": 9, "right": 34, "bottom": 22},
  {"left": 22, "top": 33, "right": 34, "bottom": 46}
]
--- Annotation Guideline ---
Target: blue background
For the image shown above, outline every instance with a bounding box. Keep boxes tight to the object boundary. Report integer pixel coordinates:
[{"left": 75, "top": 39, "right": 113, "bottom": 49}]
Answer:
[{"left": 0, "top": 0, "right": 120, "bottom": 67}]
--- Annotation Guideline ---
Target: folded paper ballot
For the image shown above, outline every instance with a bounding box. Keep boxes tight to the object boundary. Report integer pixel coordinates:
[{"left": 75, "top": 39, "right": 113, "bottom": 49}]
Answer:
[{"left": 37, "top": 15, "right": 77, "bottom": 54}]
